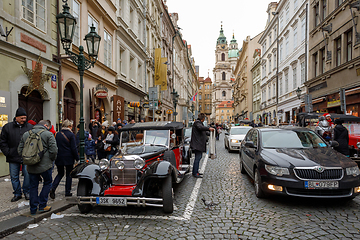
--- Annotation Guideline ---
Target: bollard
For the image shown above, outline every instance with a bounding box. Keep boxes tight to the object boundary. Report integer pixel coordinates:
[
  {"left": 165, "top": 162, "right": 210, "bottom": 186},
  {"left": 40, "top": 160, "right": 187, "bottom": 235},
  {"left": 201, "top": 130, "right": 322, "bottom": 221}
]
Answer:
[{"left": 209, "top": 130, "right": 216, "bottom": 159}]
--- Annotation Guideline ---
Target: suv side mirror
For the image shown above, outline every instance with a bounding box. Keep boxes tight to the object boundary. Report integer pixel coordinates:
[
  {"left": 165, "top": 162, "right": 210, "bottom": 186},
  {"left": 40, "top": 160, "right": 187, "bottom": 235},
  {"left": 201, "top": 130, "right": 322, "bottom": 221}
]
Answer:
[{"left": 245, "top": 141, "right": 256, "bottom": 148}]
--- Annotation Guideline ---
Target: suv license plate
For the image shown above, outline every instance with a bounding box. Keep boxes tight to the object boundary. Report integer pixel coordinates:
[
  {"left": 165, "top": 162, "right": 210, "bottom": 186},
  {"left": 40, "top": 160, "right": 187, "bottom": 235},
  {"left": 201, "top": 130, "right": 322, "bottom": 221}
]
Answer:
[
  {"left": 96, "top": 197, "right": 127, "bottom": 206},
  {"left": 305, "top": 181, "right": 339, "bottom": 189}
]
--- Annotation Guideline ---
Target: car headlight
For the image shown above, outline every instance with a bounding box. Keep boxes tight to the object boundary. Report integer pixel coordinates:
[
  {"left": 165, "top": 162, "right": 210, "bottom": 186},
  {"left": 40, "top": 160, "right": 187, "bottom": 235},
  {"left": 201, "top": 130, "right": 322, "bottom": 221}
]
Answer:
[
  {"left": 346, "top": 166, "right": 360, "bottom": 176},
  {"left": 134, "top": 158, "right": 145, "bottom": 170},
  {"left": 231, "top": 139, "right": 239, "bottom": 143},
  {"left": 115, "top": 160, "right": 125, "bottom": 170},
  {"left": 99, "top": 159, "right": 110, "bottom": 170},
  {"left": 265, "top": 164, "right": 290, "bottom": 176}
]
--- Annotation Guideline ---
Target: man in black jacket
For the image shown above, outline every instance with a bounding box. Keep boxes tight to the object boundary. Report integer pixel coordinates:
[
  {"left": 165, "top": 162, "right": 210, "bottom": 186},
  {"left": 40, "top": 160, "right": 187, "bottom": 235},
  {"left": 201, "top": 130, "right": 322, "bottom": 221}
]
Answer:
[
  {"left": 333, "top": 119, "right": 350, "bottom": 157},
  {"left": 0, "top": 107, "right": 33, "bottom": 202},
  {"left": 190, "top": 113, "right": 214, "bottom": 178}
]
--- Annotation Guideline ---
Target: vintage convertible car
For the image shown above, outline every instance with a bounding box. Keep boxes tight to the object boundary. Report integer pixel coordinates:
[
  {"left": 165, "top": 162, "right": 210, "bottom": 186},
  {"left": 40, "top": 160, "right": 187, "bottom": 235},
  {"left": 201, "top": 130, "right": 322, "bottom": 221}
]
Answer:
[{"left": 71, "top": 121, "right": 190, "bottom": 213}]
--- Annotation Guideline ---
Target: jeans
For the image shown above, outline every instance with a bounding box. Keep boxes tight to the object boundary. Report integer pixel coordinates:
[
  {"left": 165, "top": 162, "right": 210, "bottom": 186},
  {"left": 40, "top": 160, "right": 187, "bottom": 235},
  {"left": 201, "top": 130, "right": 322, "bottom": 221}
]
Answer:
[
  {"left": 52, "top": 165, "right": 73, "bottom": 195},
  {"left": 192, "top": 150, "right": 203, "bottom": 175},
  {"left": 9, "top": 163, "right": 30, "bottom": 197},
  {"left": 29, "top": 168, "right": 52, "bottom": 214},
  {"left": 107, "top": 154, "right": 114, "bottom": 160}
]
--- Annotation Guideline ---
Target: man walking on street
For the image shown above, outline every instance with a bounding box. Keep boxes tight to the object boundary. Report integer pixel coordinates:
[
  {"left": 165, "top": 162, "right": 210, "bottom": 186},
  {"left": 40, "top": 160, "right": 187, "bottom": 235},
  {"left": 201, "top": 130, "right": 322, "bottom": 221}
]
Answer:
[
  {"left": 0, "top": 107, "right": 33, "bottom": 202},
  {"left": 190, "top": 113, "right": 214, "bottom": 178},
  {"left": 18, "top": 120, "right": 58, "bottom": 215}
]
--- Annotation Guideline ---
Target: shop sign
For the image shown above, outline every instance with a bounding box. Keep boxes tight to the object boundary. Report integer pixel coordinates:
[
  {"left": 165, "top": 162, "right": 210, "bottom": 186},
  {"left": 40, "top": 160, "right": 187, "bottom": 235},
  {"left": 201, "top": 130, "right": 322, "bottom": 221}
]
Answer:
[
  {"left": 309, "top": 82, "right": 327, "bottom": 93},
  {"left": 95, "top": 84, "right": 108, "bottom": 98},
  {"left": 155, "top": 110, "right": 162, "bottom": 115},
  {"left": 166, "top": 109, "right": 173, "bottom": 114},
  {"left": 327, "top": 100, "right": 341, "bottom": 108},
  {"left": 0, "top": 90, "right": 10, "bottom": 133},
  {"left": 51, "top": 75, "right": 57, "bottom": 89},
  {"left": 143, "top": 102, "right": 150, "bottom": 108},
  {"left": 327, "top": 92, "right": 340, "bottom": 108},
  {"left": 113, "top": 95, "right": 125, "bottom": 121}
]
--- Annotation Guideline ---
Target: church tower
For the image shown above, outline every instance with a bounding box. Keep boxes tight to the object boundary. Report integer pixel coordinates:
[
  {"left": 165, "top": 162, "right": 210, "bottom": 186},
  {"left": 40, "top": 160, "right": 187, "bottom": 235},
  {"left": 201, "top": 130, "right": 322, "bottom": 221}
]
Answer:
[{"left": 211, "top": 25, "right": 236, "bottom": 122}]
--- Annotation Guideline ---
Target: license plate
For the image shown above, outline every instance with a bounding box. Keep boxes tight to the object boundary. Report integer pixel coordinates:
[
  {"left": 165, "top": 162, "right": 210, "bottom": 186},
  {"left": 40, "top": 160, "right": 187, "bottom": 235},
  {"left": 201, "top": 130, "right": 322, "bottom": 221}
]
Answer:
[
  {"left": 96, "top": 197, "right": 127, "bottom": 206},
  {"left": 304, "top": 181, "right": 339, "bottom": 189}
]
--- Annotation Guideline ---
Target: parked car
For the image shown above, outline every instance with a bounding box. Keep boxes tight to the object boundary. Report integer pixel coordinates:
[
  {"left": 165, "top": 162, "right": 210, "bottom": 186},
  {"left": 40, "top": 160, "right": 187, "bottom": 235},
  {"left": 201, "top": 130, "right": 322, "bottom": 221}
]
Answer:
[
  {"left": 183, "top": 127, "right": 192, "bottom": 164},
  {"left": 224, "top": 126, "right": 252, "bottom": 152},
  {"left": 71, "top": 121, "right": 190, "bottom": 213},
  {"left": 240, "top": 126, "right": 360, "bottom": 199}
]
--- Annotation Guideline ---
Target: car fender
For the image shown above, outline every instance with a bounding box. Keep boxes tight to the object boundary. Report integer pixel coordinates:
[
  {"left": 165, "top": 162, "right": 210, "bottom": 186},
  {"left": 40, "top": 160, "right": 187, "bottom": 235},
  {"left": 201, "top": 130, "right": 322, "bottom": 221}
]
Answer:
[{"left": 71, "top": 163, "right": 102, "bottom": 195}]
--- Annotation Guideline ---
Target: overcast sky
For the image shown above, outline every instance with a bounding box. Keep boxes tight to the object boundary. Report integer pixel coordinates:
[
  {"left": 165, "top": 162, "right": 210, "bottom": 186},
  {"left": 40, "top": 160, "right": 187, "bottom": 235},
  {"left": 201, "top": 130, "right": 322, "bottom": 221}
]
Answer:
[{"left": 165, "top": 0, "right": 271, "bottom": 79}]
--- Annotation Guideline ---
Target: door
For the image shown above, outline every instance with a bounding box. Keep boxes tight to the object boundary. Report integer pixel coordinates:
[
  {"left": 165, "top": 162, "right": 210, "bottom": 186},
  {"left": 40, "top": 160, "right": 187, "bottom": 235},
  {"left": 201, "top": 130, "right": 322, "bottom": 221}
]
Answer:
[
  {"left": 18, "top": 87, "right": 43, "bottom": 123},
  {"left": 63, "top": 83, "right": 77, "bottom": 128}
]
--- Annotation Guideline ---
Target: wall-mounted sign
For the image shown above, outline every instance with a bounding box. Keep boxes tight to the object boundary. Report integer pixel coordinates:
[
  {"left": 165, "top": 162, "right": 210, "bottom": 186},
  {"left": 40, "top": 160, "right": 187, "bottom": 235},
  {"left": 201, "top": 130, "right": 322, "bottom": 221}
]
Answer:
[
  {"left": 129, "top": 102, "right": 140, "bottom": 107},
  {"left": 155, "top": 110, "right": 162, "bottom": 115},
  {"left": 51, "top": 75, "right": 57, "bottom": 89},
  {"left": 95, "top": 84, "right": 108, "bottom": 98},
  {"left": 0, "top": 90, "right": 10, "bottom": 132},
  {"left": 113, "top": 95, "right": 124, "bottom": 121},
  {"left": 143, "top": 103, "right": 150, "bottom": 108},
  {"left": 166, "top": 109, "right": 173, "bottom": 114}
]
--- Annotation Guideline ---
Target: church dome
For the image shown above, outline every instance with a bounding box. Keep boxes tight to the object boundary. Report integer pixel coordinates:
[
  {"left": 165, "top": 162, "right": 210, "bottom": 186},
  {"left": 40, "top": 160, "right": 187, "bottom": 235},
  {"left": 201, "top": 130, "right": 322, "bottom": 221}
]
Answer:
[
  {"left": 216, "top": 25, "right": 227, "bottom": 45},
  {"left": 228, "top": 49, "right": 239, "bottom": 58}
]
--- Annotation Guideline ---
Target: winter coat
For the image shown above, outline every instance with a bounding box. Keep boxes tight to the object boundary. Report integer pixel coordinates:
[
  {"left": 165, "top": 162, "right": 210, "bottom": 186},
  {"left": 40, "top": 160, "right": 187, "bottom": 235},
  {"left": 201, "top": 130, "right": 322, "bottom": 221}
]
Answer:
[
  {"left": 104, "top": 133, "right": 120, "bottom": 155},
  {"left": 190, "top": 119, "right": 210, "bottom": 152},
  {"left": 334, "top": 124, "right": 350, "bottom": 156},
  {"left": 85, "top": 138, "right": 96, "bottom": 156},
  {"left": 76, "top": 130, "right": 90, "bottom": 151},
  {"left": 0, "top": 118, "right": 33, "bottom": 164},
  {"left": 18, "top": 125, "right": 58, "bottom": 174},
  {"left": 89, "top": 122, "right": 100, "bottom": 139},
  {"left": 55, "top": 128, "right": 79, "bottom": 166}
]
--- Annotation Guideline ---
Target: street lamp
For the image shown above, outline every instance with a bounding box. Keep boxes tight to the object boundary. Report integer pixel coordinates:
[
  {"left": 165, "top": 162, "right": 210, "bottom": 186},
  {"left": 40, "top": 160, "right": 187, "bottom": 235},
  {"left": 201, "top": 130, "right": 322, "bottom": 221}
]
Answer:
[
  {"left": 296, "top": 87, "right": 302, "bottom": 99},
  {"left": 191, "top": 103, "right": 195, "bottom": 120},
  {"left": 56, "top": 1, "right": 101, "bottom": 164},
  {"left": 171, "top": 88, "right": 179, "bottom": 121}
]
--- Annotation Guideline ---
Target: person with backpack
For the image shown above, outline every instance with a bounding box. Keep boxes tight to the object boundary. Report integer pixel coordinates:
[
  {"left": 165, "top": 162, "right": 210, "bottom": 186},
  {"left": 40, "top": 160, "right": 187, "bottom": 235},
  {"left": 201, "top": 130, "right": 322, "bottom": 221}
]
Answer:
[
  {"left": 18, "top": 120, "right": 57, "bottom": 215},
  {"left": 0, "top": 107, "right": 33, "bottom": 202},
  {"left": 49, "top": 119, "right": 79, "bottom": 199},
  {"left": 85, "top": 133, "right": 96, "bottom": 162}
]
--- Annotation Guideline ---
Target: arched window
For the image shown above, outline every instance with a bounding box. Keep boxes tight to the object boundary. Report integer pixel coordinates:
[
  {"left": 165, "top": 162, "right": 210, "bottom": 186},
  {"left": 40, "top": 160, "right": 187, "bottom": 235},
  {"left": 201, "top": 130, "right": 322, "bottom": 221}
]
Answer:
[
  {"left": 222, "top": 91, "right": 226, "bottom": 97},
  {"left": 221, "top": 53, "right": 225, "bottom": 61},
  {"left": 222, "top": 72, "right": 226, "bottom": 80}
]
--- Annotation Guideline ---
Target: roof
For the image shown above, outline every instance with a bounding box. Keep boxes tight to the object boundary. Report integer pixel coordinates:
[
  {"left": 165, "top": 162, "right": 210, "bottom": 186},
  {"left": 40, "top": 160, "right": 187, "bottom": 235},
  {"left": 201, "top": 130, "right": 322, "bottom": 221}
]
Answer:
[
  {"left": 204, "top": 77, "right": 212, "bottom": 83},
  {"left": 217, "top": 100, "right": 234, "bottom": 108},
  {"left": 119, "top": 121, "right": 184, "bottom": 132}
]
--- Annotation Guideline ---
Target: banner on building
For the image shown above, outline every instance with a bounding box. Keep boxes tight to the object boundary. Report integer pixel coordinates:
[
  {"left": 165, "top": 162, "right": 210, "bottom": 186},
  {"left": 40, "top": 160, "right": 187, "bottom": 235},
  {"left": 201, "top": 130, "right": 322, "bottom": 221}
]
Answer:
[
  {"left": 113, "top": 95, "right": 125, "bottom": 122},
  {"left": 154, "top": 48, "right": 161, "bottom": 86},
  {"left": 160, "top": 57, "right": 168, "bottom": 91}
]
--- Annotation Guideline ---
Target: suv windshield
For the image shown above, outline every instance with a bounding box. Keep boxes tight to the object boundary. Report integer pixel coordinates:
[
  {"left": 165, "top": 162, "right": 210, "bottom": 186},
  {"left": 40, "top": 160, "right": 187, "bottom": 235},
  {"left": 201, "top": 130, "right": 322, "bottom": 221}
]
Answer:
[
  {"left": 261, "top": 130, "right": 327, "bottom": 148},
  {"left": 230, "top": 127, "right": 251, "bottom": 135}
]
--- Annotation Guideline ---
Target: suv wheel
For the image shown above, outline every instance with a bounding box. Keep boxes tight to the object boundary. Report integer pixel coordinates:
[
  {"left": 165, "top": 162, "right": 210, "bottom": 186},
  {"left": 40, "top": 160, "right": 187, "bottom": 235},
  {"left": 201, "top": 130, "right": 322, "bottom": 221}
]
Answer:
[
  {"left": 77, "top": 179, "right": 93, "bottom": 213},
  {"left": 254, "top": 169, "right": 266, "bottom": 198},
  {"left": 162, "top": 175, "right": 173, "bottom": 213},
  {"left": 239, "top": 155, "right": 246, "bottom": 174}
]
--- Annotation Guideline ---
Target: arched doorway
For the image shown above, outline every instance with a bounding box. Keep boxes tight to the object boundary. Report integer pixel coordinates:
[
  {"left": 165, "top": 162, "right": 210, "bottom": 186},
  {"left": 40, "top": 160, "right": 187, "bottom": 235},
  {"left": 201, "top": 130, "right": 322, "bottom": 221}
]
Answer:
[
  {"left": 64, "top": 83, "right": 77, "bottom": 126},
  {"left": 18, "top": 87, "right": 43, "bottom": 123}
]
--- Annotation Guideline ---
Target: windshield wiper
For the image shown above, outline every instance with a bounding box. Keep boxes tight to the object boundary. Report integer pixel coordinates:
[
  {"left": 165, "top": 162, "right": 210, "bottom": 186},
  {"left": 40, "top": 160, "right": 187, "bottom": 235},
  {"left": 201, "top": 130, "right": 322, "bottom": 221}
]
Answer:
[{"left": 149, "top": 143, "right": 167, "bottom": 148}]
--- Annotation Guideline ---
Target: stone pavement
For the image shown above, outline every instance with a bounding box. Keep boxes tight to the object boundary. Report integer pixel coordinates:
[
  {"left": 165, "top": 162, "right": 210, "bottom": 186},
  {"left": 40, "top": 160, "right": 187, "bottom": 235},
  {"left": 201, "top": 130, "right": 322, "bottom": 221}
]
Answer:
[{"left": 0, "top": 168, "right": 77, "bottom": 238}]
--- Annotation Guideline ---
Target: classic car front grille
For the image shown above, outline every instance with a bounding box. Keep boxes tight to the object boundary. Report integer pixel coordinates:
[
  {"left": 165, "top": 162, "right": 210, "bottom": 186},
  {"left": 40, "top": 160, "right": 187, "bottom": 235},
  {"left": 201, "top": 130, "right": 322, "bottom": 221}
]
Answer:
[
  {"left": 286, "top": 187, "right": 352, "bottom": 197},
  {"left": 294, "top": 168, "right": 343, "bottom": 180},
  {"left": 111, "top": 160, "right": 137, "bottom": 185}
]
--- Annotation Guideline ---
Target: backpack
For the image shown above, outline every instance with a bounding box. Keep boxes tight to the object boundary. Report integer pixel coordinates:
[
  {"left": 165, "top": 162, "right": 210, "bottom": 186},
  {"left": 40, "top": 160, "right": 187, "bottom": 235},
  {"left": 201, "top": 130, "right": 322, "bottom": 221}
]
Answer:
[{"left": 22, "top": 129, "right": 46, "bottom": 165}]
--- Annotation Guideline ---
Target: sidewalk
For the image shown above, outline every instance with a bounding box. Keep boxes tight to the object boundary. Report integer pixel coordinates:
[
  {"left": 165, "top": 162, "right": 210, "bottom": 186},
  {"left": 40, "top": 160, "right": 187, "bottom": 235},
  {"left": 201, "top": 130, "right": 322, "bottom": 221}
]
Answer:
[{"left": 0, "top": 169, "right": 77, "bottom": 238}]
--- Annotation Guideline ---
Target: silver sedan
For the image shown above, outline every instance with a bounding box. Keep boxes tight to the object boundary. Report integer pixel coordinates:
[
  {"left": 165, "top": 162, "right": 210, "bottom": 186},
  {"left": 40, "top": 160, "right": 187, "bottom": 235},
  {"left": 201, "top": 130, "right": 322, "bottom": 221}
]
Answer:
[{"left": 224, "top": 126, "right": 252, "bottom": 152}]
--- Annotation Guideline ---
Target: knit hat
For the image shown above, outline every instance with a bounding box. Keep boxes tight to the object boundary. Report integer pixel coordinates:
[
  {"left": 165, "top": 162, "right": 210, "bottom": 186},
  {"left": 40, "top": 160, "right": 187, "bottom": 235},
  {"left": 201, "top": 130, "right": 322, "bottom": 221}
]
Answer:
[
  {"left": 28, "top": 120, "right": 36, "bottom": 125},
  {"left": 15, "top": 107, "right": 27, "bottom": 117},
  {"left": 323, "top": 113, "right": 331, "bottom": 118},
  {"left": 108, "top": 126, "right": 115, "bottom": 132}
]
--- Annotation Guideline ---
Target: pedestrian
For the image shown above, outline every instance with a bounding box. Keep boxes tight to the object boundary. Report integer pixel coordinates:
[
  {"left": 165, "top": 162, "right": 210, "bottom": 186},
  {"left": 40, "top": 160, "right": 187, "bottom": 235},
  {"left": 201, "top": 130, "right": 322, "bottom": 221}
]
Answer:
[
  {"left": 89, "top": 119, "right": 100, "bottom": 140},
  {"left": 85, "top": 133, "right": 96, "bottom": 162},
  {"left": 0, "top": 107, "right": 33, "bottom": 202},
  {"left": 116, "top": 118, "right": 122, "bottom": 125},
  {"left": 18, "top": 119, "right": 57, "bottom": 215},
  {"left": 50, "top": 119, "right": 79, "bottom": 199},
  {"left": 130, "top": 119, "right": 135, "bottom": 124},
  {"left": 103, "top": 126, "right": 119, "bottom": 160},
  {"left": 190, "top": 113, "right": 215, "bottom": 178},
  {"left": 75, "top": 124, "right": 90, "bottom": 153},
  {"left": 333, "top": 119, "right": 350, "bottom": 157}
]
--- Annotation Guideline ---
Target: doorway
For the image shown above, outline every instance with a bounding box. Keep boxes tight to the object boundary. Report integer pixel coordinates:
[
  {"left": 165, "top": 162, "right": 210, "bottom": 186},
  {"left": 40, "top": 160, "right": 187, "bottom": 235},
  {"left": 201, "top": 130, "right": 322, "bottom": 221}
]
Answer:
[
  {"left": 63, "top": 83, "right": 77, "bottom": 127},
  {"left": 18, "top": 87, "right": 43, "bottom": 123}
]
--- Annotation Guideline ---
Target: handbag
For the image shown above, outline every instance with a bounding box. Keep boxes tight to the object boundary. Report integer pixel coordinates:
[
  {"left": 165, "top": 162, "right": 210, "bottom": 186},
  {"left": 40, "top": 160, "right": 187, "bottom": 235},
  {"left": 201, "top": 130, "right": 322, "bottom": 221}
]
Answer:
[{"left": 95, "top": 140, "right": 104, "bottom": 150}]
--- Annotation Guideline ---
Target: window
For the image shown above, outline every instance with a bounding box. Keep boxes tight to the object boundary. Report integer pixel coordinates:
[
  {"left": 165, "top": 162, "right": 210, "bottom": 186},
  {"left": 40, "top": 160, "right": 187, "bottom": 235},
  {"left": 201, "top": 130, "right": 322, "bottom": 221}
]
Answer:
[
  {"left": 222, "top": 91, "right": 226, "bottom": 97},
  {"left": 221, "top": 53, "right": 225, "bottom": 61},
  {"left": 315, "top": 2, "right": 320, "bottom": 27},
  {"left": 280, "top": 43, "right": 283, "bottom": 62},
  {"left": 285, "top": 72, "right": 289, "bottom": 93},
  {"left": 138, "top": 18, "right": 143, "bottom": 41},
  {"left": 336, "top": 37, "right": 341, "bottom": 67},
  {"left": 293, "top": 66, "right": 297, "bottom": 89},
  {"left": 294, "top": 0, "right": 298, "bottom": 10},
  {"left": 274, "top": 28, "right": 277, "bottom": 40},
  {"left": 104, "top": 30, "right": 112, "bottom": 68},
  {"left": 119, "top": 47, "right": 125, "bottom": 73},
  {"left": 347, "top": 30, "right": 352, "bottom": 62},
  {"left": 285, "top": 6, "right": 289, "bottom": 23},
  {"left": 227, "top": 110, "right": 229, "bottom": 113},
  {"left": 199, "top": 104, "right": 202, "bottom": 111},
  {"left": 72, "top": 0, "right": 80, "bottom": 46},
  {"left": 130, "top": 55, "right": 135, "bottom": 80},
  {"left": 268, "top": 85, "right": 271, "bottom": 100},
  {"left": 269, "top": 58, "right": 272, "bottom": 72},
  {"left": 269, "top": 34, "right": 272, "bottom": 45},
  {"left": 336, "top": 0, "right": 344, "bottom": 8},
  {"left": 293, "top": 27, "right": 298, "bottom": 49},
  {"left": 21, "top": 0, "right": 46, "bottom": 32},
  {"left": 138, "top": 63, "right": 142, "bottom": 85},
  {"left": 88, "top": 14, "right": 98, "bottom": 33},
  {"left": 274, "top": 53, "right": 277, "bottom": 70},
  {"left": 322, "top": 0, "right": 327, "bottom": 21},
  {"left": 321, "top": 48, "right": 325, "bottom": 74},
  {"left": 285, "top": 36, "right": 289, "bottom": 57},
  {"left": 199, "top": 85, "right": 202, "bottom": 90},
  {"left": 273, "top": 83, "right": 276, "bottom": 97},
  {"left": 130, "top": 7, "right": 134, "bottom": 29},
  {"left": 279, "top": 75, "right": 283, "bottom": 95},
  {"left": 222, "top": 72, "right": 226, "bottom": 80},
  {"left": 199, "top": 94, "right": 202, "bottom": 100},
  {"left": 301, "top": 61, "right": 305, "bottom": 84},
  {"left": 301, "top": 17, "right": 306, "bottom": 41},
  {"left": 314, "top": 52, "right": 318, "bottom": 77},
  {"left": 280, "top": 14, "right": 284, "bottom": 31}
]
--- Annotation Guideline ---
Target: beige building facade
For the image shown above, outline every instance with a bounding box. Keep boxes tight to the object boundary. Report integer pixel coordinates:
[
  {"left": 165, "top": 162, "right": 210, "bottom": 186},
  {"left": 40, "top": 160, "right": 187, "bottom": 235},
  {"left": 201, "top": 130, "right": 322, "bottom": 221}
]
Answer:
[
  {"left": 198, "top": 76, "right": 212, "bottom": 121},
  {"left": 216, "top": 100, "right": 234, "bottom": 124}
]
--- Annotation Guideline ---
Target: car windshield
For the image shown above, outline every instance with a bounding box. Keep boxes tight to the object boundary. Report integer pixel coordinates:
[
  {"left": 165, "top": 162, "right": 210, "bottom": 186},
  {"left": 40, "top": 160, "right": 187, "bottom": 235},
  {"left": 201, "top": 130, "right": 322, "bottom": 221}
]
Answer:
[
  {"left": 230, "top": 128, "right": 251, "bottom": 135},
  {"left": 184, "top": 128, "right": 192, "bottom": 138},
  {"left": 261, "top": 130, "right": 327, "bottom": 148},
  {"left": 144, "top": 130, "right": 169, "bottom": 146}
]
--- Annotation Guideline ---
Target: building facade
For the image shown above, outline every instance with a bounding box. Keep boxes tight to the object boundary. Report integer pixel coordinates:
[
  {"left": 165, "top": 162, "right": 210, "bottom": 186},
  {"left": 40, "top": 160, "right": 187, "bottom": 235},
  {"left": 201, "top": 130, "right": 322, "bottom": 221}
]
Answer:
[
  {"left": 216, "top": 100, "right": 234, "bottom": 124},
  {"left": 211, "top": 26, "right": 238, "bottom": 122},
  {"left": 198, "top": 76, "right": 212, "bottom": 122},
  {"left": 307, "top": 0, "right": 360, "bottom": 116},
  {"left": 251, "top": 49, "right": 262, "bottom": 123}
]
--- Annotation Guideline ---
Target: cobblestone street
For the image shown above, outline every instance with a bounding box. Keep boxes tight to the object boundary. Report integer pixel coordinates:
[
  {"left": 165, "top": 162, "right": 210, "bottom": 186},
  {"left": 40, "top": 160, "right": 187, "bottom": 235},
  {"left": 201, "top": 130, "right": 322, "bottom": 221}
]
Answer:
[{"left": 4, "top": 134, "right": 360, "bottom": 239}]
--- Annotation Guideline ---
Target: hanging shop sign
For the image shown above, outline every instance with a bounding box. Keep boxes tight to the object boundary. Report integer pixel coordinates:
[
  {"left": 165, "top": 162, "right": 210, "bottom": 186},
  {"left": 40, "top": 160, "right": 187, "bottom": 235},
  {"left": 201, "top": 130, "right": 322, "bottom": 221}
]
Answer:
[
  {"left": 155, "top": 110, "right": 162, "bottom": 115},
  {"left": 51, "top": 75, "right": 57, "bottom": 89},
  {"left": 94, "top": 84, "right": 108, "bottom": 98},
  {"left": 129, "top": 102, "right": 140, "bottom": 107},
  {"left": 113, "top": 95, "right": 125, "bottom": 122},
  {"left": 143, "top": 102, "right": 150, "bottom": 108},
  {"left": 166, "top": 109, "right": 173, "bottom": 115},
  {"left": 327, "top": 93, "right": 341, "bottom": 108}
]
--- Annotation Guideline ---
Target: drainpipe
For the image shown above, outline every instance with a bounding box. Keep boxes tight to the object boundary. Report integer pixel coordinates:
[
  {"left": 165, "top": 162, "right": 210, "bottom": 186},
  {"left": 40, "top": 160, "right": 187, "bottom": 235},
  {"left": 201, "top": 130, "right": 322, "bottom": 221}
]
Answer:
[{"left": 57, "top": 0, "right": 62, "bottom": 131}]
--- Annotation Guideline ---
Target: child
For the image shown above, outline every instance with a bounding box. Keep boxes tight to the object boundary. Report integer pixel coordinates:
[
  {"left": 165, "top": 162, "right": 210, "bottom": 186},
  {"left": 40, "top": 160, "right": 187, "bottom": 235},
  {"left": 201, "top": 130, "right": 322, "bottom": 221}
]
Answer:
[{"left": 85, "top": 133, "right": 96, "bottom": 162}]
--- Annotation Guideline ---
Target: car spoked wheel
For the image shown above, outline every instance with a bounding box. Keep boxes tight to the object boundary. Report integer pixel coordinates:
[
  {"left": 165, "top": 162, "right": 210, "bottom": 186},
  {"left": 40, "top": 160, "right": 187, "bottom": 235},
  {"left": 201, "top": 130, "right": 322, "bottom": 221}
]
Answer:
[
  {"left": 162, "top": 175, "right": 174, "bottom": 213},
  {"left": 239, "top": 155, "right": 246, "bottom": 174},
  {"left": 254, "top": 169, "right": 265, "bottom": 198},
  {"left": 77, "top": 179, "right": 93, "bottom": 213}
]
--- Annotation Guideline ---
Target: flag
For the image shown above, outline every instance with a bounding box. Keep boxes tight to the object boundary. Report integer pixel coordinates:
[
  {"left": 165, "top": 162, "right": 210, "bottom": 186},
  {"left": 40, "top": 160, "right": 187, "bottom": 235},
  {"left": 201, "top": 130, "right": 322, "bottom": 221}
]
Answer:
[
  {"left": 160, "top": 57, "right": 168, "bottom": 91},
  {"left": 191, "top": 92, "right": 198, "bottom": 101},
  {"left": 154, "top": 48, "right": 161, "bottom": 86}
]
